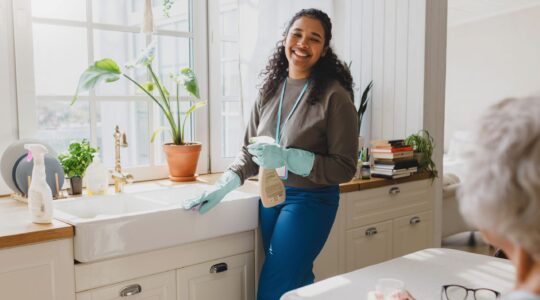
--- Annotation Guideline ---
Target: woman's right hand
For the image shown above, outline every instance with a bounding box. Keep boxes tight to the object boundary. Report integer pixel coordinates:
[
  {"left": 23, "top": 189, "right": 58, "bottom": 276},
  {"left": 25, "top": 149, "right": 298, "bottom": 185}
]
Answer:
[{"left": 182, "top": 171, "right": 241, "bottom": 214}]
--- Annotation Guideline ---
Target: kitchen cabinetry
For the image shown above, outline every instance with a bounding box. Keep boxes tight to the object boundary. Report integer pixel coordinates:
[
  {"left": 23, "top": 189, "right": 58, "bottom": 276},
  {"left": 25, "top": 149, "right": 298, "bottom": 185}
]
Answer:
[
  {"left": 314, "top": 179, "right": 435, "bottom": 279},
  {"left": 0, "top": 238, "right": 75, "bottom": 300},
  {"left": 75, "top": 231, "right": 255, "bottom": 300}
]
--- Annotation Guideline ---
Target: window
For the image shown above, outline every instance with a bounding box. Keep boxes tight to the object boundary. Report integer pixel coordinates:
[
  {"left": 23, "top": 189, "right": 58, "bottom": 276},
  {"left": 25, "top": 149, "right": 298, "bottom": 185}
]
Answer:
[
  {"left": 208, "top": 0, "right": 243, "bottom": 172},
  {"left": 13, "top": 0, "right": 209, "bottom": 180}
]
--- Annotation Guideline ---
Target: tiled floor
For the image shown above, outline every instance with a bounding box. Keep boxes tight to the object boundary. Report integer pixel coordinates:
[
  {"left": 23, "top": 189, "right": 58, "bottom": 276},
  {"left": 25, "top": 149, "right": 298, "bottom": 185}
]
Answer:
[{"left": 442, "top": 231, "right": 496, "bottom": 256}]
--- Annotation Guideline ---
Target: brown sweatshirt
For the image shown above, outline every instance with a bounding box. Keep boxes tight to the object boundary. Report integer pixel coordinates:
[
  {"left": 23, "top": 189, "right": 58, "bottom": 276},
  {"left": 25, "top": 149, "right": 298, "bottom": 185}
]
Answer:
[{"left": 228, "top": 77, "right": 359, "bottom": 188}]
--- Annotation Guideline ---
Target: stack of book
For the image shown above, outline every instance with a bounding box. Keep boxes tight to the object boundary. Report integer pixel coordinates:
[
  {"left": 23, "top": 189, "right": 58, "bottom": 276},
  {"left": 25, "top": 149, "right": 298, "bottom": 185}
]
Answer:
[{"left": 370, "top": 140, "right": 418, "bottom": 179}]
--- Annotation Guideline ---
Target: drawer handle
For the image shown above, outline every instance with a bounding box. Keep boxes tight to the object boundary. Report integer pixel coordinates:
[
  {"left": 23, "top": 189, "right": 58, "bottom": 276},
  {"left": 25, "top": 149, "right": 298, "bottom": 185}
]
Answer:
[
  {"left": 210, "top": 262, "right": 228, "bottom": 273},
  {"left": 120, "top": 284, "right": 142, "bottom": 297},
  {"left": 365, "top": 227, "right": 378, "bottom": 236},
  {"left": 389, "top": 187, "right": 400, "bottom": 195},
  {"left": 410, "top": 216, "right": 421, "bottom": 225}
]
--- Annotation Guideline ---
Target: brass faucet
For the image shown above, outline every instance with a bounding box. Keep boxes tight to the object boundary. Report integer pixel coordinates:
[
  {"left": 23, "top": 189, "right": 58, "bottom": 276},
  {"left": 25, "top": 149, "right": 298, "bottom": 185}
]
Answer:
[{"left": 111, "top": 125, "right": 133, "bottom": 193}]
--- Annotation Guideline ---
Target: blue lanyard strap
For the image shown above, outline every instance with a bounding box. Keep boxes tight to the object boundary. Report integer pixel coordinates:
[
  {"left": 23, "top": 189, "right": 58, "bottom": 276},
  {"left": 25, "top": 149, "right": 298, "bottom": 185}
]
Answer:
[{"left": 275, "top": 79, "right": 310, "bottom": 143}]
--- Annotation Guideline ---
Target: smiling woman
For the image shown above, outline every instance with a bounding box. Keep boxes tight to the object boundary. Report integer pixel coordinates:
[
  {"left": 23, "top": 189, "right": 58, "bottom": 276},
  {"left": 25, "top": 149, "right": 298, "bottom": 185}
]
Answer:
[{"left": 184, "top": 8, "right": 358, "bottom": 300}]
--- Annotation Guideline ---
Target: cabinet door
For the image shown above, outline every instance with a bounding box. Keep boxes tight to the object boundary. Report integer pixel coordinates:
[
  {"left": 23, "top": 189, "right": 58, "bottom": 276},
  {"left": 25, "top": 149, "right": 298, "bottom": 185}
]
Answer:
[
  {"left": 345, "top": 221, "right": 393, "bottom": 272},
  {"left": 393, "top": 211, "right": 434, "bottom": 257},
  {"left": 177, "top": 252, "right": 254, "bottom": 300},
  {"left": 76, "top": 271, "right": 176, "bottom": 300},
  {"left": 0, "top": 239, "right": 75, "bottom": 300}
]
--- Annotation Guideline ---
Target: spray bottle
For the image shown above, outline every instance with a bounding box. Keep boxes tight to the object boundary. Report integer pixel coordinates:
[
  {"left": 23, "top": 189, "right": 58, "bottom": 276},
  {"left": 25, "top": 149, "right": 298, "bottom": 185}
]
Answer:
[
  {"left": 24, "top": 144, "right": 53, "bottom": 224},
  {"left": 249, "top": 136, "right": 286, "bottom": 207}
]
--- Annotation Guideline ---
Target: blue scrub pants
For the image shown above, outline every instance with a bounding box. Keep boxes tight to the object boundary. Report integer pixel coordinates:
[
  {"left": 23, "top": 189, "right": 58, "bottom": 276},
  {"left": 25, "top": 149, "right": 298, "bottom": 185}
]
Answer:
[{"left": 257, "top": 185, "right": 340, "bottom": 300}]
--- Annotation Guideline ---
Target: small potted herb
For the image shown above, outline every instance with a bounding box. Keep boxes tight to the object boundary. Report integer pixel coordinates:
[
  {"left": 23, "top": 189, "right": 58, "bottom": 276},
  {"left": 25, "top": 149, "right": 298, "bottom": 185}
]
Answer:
[
  {"left": 404, "top": 130, "right": 438, "bottom": 178},
  {"left": 58, "top": 139, "right": 98, "bottom": 195}
]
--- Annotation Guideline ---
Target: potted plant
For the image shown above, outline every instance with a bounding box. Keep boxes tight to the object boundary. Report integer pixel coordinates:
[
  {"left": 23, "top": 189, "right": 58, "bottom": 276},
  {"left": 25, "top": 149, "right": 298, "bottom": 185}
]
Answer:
[
  {"left": 404, "top": 130, "right": 438, "bottom": 178},
  {"left": 58, "top": 139, "right": 98, "bottom": 195},
  {"left": 357, "top": 80, "right": 373, "bottom": 148},
  {"left": 72, "top": 41, "right": 207, "bottom": 182}
]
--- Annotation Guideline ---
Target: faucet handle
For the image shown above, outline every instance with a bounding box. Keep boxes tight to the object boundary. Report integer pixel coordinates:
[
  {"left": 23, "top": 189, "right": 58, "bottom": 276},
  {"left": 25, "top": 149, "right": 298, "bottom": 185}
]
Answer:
[
  {"left": 121, "top": 133, "right": 128, "bottom": 147},
  {"left": 125, "top": 173, "right": 134, "bottom": 184}
]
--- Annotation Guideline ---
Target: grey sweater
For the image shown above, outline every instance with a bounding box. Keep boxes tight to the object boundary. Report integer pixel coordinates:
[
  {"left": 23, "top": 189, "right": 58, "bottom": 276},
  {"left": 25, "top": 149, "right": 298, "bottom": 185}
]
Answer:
[{"left": 228, "top": 77, "right": 359, "bottom": 188}]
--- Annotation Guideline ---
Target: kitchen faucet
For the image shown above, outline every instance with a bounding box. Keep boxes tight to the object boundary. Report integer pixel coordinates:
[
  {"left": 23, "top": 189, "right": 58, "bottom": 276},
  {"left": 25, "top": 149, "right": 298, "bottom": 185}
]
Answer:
[{"left": 112, "top": 125, "right": 133, "bottom": 193}]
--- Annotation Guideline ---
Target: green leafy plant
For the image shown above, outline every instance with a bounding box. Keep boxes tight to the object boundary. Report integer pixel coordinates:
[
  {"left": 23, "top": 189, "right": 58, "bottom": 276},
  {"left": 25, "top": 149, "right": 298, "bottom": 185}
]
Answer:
[
  {"left": 357, "top": 81, "right": 373, "bottom": 132},
  {"left": 58, "top": 139, "right": 98, "bottom": 178},
  {"left": 72, "top": 41, "right": 207, "bottom": 145},
  {"left": 405, "top": 130, "right": 438, "bottom": 178}
]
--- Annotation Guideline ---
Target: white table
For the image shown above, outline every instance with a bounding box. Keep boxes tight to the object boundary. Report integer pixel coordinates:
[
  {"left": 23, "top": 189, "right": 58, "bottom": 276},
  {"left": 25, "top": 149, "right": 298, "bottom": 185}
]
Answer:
[{"left": 282, "top": 248, "right": 515, "bottom": 299}]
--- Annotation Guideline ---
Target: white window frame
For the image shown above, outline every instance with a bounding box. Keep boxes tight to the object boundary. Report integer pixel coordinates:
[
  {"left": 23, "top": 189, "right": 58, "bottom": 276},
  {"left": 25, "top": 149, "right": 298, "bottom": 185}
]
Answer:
[
  {"left": 208, "top": 0, "right": 242, "bottom": 172},
  {"left": 11, "top": 0, "right": 209, "bottom": 181}
]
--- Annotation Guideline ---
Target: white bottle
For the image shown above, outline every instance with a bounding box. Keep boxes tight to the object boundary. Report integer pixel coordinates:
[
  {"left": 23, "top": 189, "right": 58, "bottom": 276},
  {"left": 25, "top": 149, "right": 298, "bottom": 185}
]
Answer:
[
  {"left": 249, "top": 136, "right": 286, "bottom": 208},
  {"left": 85, "top": 156, "right": 109, "bottom": 196},
  {"left": 24, "top": 144, "right": 53, "bottom": 224}
]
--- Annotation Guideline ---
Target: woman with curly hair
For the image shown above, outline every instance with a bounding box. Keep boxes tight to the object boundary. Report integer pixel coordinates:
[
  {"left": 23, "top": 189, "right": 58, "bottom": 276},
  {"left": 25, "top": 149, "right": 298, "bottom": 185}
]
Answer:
[{"left": 184, "top": 8, "right": 358, "bottom": 300}]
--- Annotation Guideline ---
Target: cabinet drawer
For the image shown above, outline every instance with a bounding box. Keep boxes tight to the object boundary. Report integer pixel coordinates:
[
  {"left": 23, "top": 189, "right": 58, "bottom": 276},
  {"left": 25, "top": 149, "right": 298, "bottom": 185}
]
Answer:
[
  {"left": 393, "top": 211, "right": 434, "bottom": 257},
  {"left": 345, "top": 221, "right": 393, "bottom": 272},
  {"left": 177, "top": 252, "right": 254, "bottom": 300},
  {"left": 76, "top": 270, "right": 176, "bottom": 300},
  {"left": 345, "top": 180, "right": 433, "bottom": 229}
]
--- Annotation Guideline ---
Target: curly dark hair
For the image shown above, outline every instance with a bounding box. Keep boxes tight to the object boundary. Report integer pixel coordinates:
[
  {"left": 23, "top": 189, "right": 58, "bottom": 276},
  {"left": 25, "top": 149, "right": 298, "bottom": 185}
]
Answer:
[{"left": 259, "top": 8, "right": 354, "bottom": 105}]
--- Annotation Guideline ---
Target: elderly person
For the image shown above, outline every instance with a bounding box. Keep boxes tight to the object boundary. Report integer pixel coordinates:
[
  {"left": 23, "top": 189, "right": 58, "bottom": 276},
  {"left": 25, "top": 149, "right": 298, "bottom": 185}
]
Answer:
[
  {"left": 387, "top": 97, "right": 540, "bottom": 300},
  {"left": 457, "top": 96, "right": 540, "bottom": 299}
]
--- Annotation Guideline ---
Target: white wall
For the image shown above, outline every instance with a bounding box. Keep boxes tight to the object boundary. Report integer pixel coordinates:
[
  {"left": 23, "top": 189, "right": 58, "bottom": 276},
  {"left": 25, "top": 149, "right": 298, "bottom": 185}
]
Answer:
[
  {"left": 445, "top": 6, "right": 540, "bottom": 150},
  {"left": 347, "top": 0, "right": 427, "bottom": 142},
  {"left": 0, "top": 0, "right": 20, "bottom": 195}
]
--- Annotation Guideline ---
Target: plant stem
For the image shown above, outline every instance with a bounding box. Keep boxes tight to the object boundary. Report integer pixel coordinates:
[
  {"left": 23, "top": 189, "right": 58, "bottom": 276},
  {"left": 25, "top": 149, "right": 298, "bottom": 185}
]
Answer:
[{"left": 176, "top": 84, "right": 182, "bottom": 144}]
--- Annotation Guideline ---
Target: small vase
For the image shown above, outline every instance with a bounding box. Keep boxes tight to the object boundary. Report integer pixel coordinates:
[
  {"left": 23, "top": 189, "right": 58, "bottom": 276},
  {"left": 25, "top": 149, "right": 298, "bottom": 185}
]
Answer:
[
  {"left": 163, "top": 142, "right": 202, "bottom": 182},
  {"left": 68, "top": 176, "right": 83, "bottom": 195}
]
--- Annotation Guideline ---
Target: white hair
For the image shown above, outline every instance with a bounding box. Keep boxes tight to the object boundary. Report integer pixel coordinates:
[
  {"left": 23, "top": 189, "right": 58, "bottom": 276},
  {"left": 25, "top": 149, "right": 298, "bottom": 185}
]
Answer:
[{"left": 458, "top": 96, "right": 540, "bottom": 260}]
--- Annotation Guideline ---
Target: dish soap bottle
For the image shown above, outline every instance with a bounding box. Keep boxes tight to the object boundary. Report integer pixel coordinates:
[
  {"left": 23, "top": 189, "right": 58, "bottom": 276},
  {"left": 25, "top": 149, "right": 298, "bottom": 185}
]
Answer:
[
  {"left": 249, "top": 136, "right": 286, "bottom": 208},
  {"left": 24, "top": 144, "right": 53, "bottom": 224},
  {"left": 85, "top": 156, "right": 109, "bottom": 196}
]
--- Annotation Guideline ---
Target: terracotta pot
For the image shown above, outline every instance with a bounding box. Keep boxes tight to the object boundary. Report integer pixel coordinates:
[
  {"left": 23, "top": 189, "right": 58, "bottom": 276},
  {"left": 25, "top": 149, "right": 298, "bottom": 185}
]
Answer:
[{"left": 163, "top": 143, "right": 202, "bottom": 182}]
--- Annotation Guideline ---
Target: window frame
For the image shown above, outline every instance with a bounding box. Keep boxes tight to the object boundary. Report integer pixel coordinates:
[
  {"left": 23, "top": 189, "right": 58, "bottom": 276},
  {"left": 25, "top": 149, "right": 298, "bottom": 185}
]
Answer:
[
  {"left": 208, "top": 0, "right": 242, "bottom": 172},
  {"left": 11, "top": 0, "right": 209, "bottom": 181}
]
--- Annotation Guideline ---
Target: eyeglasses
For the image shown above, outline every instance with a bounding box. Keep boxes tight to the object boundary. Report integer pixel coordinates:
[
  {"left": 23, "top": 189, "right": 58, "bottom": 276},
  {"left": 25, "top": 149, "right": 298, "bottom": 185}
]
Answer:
[{"left": 441, "top": 284, "right": 501, "bottom": 300}]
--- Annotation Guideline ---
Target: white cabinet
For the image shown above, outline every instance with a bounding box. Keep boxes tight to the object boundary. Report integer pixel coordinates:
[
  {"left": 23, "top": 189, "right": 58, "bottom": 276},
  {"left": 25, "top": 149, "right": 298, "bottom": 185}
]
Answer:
[
  {"left": 77, "top": 271, "right": 176, "bottom": 300},
  {"left": 0, "top": 239, "right": 75, "bottom": 300},
  {"left": 177, "top": 252, "right": 254, "bottom": 300},
  {"left": 393, "top": 211, "right": 433, "bottom": 257},
  {"left": 75, "top": 231, "right": 256, "bottom": 300},
  {"left": 314, "top": 179, "right": 435, "bottom": 280},
  {"left": 344, "top": 221, "right": 393, "bottom": 272}
]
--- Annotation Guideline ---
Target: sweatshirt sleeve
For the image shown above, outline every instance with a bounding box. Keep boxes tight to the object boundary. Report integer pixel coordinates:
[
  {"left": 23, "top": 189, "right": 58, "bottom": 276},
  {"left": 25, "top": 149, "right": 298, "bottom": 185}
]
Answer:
[
  {"left": 226, "top": 97, "right": 261, "bottom": 184},
  {"left": 307, "top": 90, "right": 359, "bottom": 185}
]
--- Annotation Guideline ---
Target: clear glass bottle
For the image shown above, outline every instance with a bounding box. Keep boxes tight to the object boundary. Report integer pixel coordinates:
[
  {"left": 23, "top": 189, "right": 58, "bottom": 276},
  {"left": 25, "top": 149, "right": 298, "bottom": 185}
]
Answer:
[{"left": 361, "top": 162, "right": 371, "bottom": 180}]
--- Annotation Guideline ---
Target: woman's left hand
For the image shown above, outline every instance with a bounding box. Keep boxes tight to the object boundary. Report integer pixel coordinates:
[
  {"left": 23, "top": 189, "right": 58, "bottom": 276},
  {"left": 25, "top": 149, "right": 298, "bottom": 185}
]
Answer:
[{"left": 247, "top": 142, "right": 286, "bottom": 169}]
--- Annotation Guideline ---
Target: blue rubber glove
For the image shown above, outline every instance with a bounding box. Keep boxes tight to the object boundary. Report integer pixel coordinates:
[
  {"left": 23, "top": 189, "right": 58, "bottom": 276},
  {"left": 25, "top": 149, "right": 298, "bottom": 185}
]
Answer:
[
  {"left": 247, "top": 142, "right": 315, "bottom": 177},
  {"left": 183, "top": 171, "right": 241, "bottom": 214}
]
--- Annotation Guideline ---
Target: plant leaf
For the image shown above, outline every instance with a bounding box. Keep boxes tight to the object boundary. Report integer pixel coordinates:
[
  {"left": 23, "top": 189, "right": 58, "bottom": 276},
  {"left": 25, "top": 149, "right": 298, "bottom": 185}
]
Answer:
[
  {"left": 142, "top": 81, "right": 156, "bottom": 92},
  {"left": 185, "top": 100, "right": 207, "bottom": 116},
  {"left": 150, "top": 126, "right": 170, "bottom": 143},
  {"left": 72, "top": 58, "right": 121, "bottom": 104},
  {"left": 125, "top": 40, "right": 156, "bottom": 69},
  {"left": 180, "top": 68, "right": 200, "bottom": 99}
]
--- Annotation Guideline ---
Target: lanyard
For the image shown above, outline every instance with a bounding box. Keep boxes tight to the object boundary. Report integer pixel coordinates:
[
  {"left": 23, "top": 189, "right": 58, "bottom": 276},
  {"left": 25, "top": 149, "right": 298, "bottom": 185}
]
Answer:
[{"left": 275, "top": 79, "right": 309, "bottom": 143}]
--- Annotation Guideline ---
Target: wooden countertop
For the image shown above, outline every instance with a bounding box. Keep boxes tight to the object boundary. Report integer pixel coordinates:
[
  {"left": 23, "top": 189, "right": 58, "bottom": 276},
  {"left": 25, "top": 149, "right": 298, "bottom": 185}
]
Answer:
[
  {"left": 339, "top": 171, "right": 432, "bottom": 193},
  {"left": 0, "top": 172, "right": 431, "bottom": 249},
  {"left": 0, "top": 198, "right": 73, "bottom": 249}
]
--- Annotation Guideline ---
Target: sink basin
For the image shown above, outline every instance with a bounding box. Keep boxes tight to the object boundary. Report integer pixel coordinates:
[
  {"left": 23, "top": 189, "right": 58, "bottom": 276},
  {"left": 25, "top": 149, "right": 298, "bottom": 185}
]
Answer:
[{"left": 53, "top": 184, "right": 259, "bottom": 263}]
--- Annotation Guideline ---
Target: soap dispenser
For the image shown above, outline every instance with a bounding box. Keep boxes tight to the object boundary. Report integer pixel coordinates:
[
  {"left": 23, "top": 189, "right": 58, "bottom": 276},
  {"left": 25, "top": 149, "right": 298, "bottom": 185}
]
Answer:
[
  {"left": 85, "top": 156, "right": 109, "bottom": 196},
  {"left": 24, "top": 144, "right": 53, "bottom": 224}
]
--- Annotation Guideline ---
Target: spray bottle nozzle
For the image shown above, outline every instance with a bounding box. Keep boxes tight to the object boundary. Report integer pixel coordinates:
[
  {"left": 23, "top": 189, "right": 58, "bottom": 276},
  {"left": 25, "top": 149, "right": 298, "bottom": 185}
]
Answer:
[{"left": 24, "top": 144, "right": 48, "bottom": 162}]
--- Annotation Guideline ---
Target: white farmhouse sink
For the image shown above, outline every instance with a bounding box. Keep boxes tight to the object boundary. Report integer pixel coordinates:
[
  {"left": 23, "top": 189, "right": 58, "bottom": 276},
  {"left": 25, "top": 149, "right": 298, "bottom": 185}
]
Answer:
[{"left": 53, "top": 184, "right": 259, "bottom": 263}]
